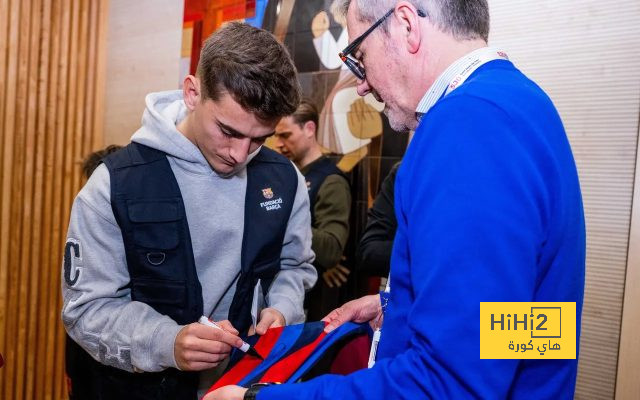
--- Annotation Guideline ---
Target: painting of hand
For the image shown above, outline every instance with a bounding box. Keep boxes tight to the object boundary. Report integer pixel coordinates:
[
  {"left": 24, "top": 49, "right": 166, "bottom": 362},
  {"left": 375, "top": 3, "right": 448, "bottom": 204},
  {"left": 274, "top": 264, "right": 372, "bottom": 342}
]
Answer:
[
  {"left": 311, "top": 10, "right": 330, "bottom": 38},
  {"left": 347, "top": 98, "right": 383, "bottom": 139}
]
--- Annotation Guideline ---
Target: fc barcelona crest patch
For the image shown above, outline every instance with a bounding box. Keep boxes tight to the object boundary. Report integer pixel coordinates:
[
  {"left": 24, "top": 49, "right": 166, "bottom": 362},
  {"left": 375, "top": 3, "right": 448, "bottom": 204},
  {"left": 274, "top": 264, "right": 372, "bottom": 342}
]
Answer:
[
  {"left": 262, "top": 188, "right": 274, "bottom": 199},
  {"left": 260, "top": 187, "right": 283, "bottom": 211}
]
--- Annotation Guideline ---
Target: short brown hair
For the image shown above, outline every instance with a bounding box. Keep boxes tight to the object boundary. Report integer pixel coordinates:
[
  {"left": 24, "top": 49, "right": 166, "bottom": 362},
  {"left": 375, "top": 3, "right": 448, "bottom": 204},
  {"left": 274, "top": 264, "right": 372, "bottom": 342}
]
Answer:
[
  {"left": 197, "top": 22, "right": 301, "bottom": 122},
  {"left": 291, "top": 100, "right": 319, "bottom": 131}
]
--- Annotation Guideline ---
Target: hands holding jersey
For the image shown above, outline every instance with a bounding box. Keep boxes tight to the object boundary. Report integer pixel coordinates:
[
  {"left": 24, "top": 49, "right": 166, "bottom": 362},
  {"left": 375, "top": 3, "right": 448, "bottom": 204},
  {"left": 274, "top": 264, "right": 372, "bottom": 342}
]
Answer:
[
  {"left": 203, "top": 295, "right": 383, "bottom": 400},
  {"left": 175, "top": 308, "right": 285, "bottom": 371}
]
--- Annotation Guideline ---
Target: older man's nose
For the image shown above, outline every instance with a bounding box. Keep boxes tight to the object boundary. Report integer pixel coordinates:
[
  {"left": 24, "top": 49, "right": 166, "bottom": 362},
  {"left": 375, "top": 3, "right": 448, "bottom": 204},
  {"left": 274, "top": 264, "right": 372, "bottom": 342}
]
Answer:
[{"left": 356, "top": 77, "right": 372, "bottom": 97}]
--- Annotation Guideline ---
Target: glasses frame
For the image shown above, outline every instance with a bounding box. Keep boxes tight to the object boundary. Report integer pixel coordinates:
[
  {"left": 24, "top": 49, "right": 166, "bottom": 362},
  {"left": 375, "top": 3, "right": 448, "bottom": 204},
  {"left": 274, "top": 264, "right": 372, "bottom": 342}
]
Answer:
[{"left": 338, "top": 9, "right": 426, "bottom": 80}]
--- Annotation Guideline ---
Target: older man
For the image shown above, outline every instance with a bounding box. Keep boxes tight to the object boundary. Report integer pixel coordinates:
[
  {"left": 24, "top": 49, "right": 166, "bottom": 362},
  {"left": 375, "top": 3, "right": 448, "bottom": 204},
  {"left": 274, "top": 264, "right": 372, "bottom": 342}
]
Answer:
[{"left": 207, "top": 1, "right": 585, "bottom": 399}]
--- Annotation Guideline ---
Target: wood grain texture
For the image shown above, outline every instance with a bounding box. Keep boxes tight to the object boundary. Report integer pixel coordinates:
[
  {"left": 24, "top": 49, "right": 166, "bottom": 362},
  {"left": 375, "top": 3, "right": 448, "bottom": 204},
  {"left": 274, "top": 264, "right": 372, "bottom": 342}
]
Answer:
[
  {"left": 2, "top": 0, "right": 21, "bottom": 394},
  {"left": 616, "top": 122, "right": 640, "bottom": 399},
  {"left": 0, "top": 1, "right": 108, "bottom": 398}
]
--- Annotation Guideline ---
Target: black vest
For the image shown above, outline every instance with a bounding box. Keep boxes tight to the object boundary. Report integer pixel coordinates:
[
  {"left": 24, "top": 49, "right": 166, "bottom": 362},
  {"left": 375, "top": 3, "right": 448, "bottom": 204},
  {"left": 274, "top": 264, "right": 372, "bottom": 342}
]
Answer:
[
  {"left": 303, "top": 156, "right": 345, "bottom": 223},
  {"left": 66, "top": 143, "right": 297, "bottom": 400}
]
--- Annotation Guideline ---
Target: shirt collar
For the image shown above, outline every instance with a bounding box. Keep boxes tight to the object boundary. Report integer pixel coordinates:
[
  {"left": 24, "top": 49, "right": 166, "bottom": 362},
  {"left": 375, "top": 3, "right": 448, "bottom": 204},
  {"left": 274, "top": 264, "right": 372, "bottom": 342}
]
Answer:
[{"left": 415, "top": 46, "right": 495, "bottom": 121}]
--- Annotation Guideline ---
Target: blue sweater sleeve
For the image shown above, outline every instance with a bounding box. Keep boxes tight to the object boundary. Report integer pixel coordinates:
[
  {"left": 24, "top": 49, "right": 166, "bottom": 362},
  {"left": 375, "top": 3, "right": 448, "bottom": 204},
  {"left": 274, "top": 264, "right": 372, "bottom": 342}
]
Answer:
[{"left": 259, "top": 94, "right": 556, "bottom": 399}]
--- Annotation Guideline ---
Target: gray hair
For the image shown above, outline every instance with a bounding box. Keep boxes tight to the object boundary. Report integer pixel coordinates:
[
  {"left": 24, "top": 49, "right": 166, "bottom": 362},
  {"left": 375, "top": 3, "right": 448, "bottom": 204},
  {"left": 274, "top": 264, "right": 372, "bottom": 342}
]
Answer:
[{"left": 335, "top": 0, "right": 490, "bottom": 42}]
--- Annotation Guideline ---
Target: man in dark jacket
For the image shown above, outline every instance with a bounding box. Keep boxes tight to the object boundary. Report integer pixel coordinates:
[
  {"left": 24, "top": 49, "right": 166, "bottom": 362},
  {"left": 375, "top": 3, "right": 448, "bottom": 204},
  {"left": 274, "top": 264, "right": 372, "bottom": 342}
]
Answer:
[{"left": 356, "top": 162, "right": 399, "bottom": 277}]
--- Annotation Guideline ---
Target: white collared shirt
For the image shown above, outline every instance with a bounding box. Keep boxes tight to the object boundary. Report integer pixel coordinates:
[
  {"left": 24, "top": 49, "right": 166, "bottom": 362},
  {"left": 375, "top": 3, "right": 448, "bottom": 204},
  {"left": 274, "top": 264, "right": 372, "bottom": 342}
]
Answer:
[{"left": 415, "top": 47, "right": 509, "bottom": 121}]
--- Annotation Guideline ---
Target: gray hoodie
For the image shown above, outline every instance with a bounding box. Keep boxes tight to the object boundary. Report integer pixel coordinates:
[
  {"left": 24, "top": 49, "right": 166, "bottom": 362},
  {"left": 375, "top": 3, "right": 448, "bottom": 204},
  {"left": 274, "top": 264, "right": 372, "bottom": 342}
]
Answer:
[{"left": 61, "top": 90, "right": 317, "bottom": 375}]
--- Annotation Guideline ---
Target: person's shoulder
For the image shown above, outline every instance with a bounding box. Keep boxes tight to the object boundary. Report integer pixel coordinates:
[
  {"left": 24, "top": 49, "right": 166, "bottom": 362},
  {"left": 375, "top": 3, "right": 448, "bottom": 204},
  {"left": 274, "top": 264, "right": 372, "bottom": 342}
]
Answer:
[
  {"left": 462, "top": 60, "right": 532, "bottom": 92},
  {"left": 423, "top": 88, "right": 505, "bottom": 128},
  {"left": 76, "top": 163, "right": 112, "bottom": 212},
  {"left": 251, "top": 147, "right": 300, "bottom": 188},
  {"left": 409, "top": 83, "right": 523, "bottom": 163},
  {"left": 423, "top": 64, "right": 554, "bottom": 131},
  {"left": 316, "top": 174, "right": 351, "bottom": 208},
  {"left": 380, "top": 163, "right": 400, "bottom": 193},
  {"left": 321, "top": 173, "right": 350, "bottom": 192},
  {"left": 452, "top": 61, "right": 555, "bottom": 113},
  {"left": 82, "top": 163, "right": 110, "bottom": 193},
  {"left": 254, "top": 146, "right": 293, "bottom": 165}
]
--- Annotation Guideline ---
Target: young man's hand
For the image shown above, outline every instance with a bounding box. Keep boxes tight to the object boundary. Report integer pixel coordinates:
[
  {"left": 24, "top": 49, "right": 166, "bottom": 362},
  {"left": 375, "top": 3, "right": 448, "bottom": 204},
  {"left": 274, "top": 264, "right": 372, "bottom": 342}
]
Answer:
[
  {"left": 174, "top": 320, "right": 242, "bottom": 371},
  {"left": 249, "top": 307, "right": 285, "bottom": 336}
]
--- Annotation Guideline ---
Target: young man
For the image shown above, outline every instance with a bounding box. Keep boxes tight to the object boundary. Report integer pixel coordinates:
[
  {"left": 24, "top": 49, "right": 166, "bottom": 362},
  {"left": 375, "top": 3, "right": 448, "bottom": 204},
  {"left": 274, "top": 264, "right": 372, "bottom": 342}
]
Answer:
[
  {"left": 274, "top": 101, "right": 351, "bottom": 320},
  {"left": 62, "top": 22, "right": 316, "bottom": 400},
  {"left": 207, "top": 0, "right": 585, "bottom": 399}
]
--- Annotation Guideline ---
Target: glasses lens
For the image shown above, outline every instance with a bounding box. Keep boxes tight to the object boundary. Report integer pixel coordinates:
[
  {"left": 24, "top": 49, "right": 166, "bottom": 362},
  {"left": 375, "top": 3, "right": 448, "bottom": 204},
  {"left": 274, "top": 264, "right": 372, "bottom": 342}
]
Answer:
[{"left": 343, "top": 56, "right": 365, "bottom": 80}]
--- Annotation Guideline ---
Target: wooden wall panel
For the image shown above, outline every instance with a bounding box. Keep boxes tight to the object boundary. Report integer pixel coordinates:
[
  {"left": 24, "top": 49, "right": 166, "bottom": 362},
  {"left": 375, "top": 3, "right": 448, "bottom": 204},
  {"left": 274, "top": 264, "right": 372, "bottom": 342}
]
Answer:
[
  {"left": 616, "top": 124, "right": 640, "bottom": 398},
  {"left": 490, "top": 1, "right": 640, "bottom": 398},
  {"left": 0, "top": 1, "right": 109, "bottom": 399}
]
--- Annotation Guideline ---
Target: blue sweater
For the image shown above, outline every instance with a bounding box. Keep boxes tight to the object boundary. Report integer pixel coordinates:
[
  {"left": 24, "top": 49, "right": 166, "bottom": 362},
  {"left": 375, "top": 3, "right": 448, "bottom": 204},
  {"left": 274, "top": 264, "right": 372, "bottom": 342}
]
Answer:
[{"left": 260, "top": 60, "right": 585, "bottom": 399}]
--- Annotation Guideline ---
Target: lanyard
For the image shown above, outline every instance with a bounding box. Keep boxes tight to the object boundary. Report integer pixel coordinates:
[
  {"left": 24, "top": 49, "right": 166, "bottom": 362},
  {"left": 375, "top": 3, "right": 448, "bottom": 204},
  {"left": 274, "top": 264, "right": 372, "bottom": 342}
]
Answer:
[
  {"left": 368, "top": 49, "right": 510, "bottom": 368},
  {"left": 415, "top": 47, "right": 509, "bottom": 119},
  {"left": 368, "top": 277, "right": 390, "bottom": 368}
]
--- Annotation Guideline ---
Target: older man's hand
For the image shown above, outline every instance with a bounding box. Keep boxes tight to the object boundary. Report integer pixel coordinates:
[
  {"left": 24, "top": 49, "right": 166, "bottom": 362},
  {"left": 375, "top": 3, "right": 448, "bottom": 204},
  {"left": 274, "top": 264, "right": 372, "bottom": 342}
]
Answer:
[
  {"left": 202, "top": 385, "right": 247, "bottom": 400},
  {"left": 322, "top": 294, "right": 383, "bottom": 333}
]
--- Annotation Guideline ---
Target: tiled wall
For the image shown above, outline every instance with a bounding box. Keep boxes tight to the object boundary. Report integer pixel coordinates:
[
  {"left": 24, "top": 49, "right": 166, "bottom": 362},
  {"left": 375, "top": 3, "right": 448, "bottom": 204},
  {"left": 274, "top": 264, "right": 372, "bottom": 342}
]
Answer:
[{"left": 262, "top": 0, "right": 407, "bottom": 286}]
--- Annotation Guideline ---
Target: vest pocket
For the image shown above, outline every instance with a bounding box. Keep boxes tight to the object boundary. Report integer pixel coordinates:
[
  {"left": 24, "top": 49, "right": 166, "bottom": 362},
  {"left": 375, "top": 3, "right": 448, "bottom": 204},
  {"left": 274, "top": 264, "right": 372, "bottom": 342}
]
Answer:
[
  {"left": 127, "top": 200, "right": 181, "bottom": 223},
  {"left": 127, "top": 200, "right": 181, "bottom": 250},
  {"left": 127, "top": 200, "right": 182, "bottom": 250},
  {"left": 127, "top": 200, "right": 182, "bottom": 277},
  {"left": 130, "top": 278, "right": 187, "bottom": 316},
  {"left": 131, "top": 222, "right": 180, "bottom": 250}
]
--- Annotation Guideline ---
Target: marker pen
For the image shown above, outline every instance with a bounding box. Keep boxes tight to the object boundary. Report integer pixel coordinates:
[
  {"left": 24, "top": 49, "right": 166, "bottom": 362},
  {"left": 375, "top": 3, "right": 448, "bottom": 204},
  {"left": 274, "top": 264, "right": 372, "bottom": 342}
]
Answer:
[
  {"left": 198, "top": 316, "right": 264, "bottom": 360},
  {"left": 368, "top": 277, "right": 391, "bottom": 368}
]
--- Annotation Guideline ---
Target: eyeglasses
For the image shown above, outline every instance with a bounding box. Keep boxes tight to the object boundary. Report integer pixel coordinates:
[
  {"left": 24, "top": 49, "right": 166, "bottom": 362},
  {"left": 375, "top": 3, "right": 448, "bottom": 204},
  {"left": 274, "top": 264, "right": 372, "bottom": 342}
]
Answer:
[{"left": 339, "top": 9, "right": 426, "bottom": 80}]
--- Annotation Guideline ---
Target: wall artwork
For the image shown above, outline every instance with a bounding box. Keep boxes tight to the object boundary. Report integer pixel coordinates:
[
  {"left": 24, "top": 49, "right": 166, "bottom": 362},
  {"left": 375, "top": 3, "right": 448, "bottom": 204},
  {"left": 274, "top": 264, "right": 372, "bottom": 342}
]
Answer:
[{"left": 182, "top": 0, "right": 408, "bottom": 295}]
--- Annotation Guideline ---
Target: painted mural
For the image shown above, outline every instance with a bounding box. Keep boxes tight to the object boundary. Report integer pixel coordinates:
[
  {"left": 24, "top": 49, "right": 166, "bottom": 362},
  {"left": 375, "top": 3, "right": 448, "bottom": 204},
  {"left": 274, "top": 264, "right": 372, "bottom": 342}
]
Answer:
[{"left": 182, "top": 0, "right": 407, "bottom": 296}]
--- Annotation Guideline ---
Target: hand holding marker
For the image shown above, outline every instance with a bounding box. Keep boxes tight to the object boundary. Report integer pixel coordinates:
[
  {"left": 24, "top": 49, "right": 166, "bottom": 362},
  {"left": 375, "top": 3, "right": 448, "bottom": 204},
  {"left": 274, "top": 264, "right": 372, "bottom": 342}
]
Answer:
[{"left": 198, "top": 316, "right": 265, "bottom": 360}]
